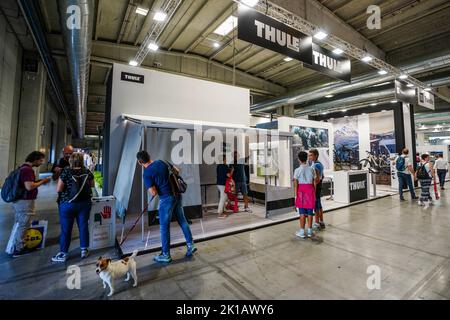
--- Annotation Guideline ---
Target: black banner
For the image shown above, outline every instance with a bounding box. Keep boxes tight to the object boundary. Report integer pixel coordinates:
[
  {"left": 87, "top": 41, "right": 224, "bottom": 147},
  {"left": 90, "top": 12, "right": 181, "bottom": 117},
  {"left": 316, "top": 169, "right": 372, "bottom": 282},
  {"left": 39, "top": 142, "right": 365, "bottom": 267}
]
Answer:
[
  {"left": 349, "top": 173, "right": 368, "bottom": 203},
  {"left": 237, "top": 8, "right": 313, "bottom": 65},
  {"left": 395, "top": 80, "right": 416, "bottom": 105},
  {"left": 121, "top": 72, "right": 145, "bottom": 84},
  {"left": 306, "top": 43, "right": 352, "bottom": 82}
]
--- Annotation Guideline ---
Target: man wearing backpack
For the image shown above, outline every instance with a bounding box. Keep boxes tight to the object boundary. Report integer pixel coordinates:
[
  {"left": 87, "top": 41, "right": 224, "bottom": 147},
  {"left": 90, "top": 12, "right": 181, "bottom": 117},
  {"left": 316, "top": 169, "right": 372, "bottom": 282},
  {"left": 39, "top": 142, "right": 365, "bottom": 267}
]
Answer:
[
  {"left": 136, "top": 151, "right": 197, "bottom": 264},
  {"left": 6, "top": 151, "right": 51, "bottom": 257},
  {"left": 395, "top": 148, "right": 417, "bottom": 201}
]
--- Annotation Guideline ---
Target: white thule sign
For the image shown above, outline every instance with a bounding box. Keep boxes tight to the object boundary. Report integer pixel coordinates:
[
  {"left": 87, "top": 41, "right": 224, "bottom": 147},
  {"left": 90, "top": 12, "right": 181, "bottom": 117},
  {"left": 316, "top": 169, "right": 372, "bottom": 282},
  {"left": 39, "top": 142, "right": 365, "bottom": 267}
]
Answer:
[
  {"left": 350, "top": 181, "right": 366, "bottom": 191},
  {"left": 254, "top": 20, "right": 300, "bottom": 52},
  {"left": 313, "top": 50, "right": 344, "bottom": 73}
]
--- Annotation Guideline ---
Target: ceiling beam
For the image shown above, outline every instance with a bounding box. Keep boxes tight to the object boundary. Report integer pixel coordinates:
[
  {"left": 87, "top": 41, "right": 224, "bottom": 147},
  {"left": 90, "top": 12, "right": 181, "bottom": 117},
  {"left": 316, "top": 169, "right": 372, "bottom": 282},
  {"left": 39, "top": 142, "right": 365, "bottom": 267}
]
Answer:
[{"left": 116, "top": 0, "right": 138, "bottom": 44}]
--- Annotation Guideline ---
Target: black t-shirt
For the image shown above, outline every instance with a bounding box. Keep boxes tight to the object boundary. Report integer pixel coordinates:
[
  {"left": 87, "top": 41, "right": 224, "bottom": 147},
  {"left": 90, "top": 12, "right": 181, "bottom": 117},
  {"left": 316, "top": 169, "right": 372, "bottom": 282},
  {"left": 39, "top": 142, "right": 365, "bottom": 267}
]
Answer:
[{"left": 59, "top": 167, "right": 94, "bottom": 203}]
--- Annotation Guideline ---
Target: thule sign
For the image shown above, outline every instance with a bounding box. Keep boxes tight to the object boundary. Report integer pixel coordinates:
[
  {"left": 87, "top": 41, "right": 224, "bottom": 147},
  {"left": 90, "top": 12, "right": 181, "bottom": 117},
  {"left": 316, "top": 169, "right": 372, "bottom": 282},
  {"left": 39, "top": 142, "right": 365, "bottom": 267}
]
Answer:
[
  {"left": 237, "top": 8, "right": 351, "bottom": 82},
  {"left": 121, "top": 72, "right": 145, "bottom": 84}
]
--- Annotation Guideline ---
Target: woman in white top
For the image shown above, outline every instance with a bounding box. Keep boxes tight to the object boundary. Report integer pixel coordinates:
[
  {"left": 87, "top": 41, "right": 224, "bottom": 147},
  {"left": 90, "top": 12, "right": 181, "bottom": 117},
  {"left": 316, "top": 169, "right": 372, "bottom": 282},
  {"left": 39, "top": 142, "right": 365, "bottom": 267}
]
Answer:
[
  {"left": 415, "top": 154, "right": 435, "bottom": 206},
  {"left": 434, "top": 154, "right": 448, "bottom": 190}
]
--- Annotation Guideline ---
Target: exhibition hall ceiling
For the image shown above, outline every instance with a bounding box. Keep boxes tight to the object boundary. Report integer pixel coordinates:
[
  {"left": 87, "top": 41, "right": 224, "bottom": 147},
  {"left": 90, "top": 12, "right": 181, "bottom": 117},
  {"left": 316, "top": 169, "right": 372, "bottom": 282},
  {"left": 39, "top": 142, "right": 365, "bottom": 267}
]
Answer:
[{"left": 1, "top": 0, "right": 450, "bottom": 135}]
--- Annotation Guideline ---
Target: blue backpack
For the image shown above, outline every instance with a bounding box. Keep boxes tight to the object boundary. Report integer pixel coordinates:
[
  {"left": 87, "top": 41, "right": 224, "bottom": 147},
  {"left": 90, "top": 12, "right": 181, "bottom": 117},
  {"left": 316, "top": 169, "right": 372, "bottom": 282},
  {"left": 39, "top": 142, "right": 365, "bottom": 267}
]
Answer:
[
  {"left": 1, "top": 167, "right": 25, "bottom": 203},
  {"left": 396, "top": 156, "right": 406, "bottom": 172}
]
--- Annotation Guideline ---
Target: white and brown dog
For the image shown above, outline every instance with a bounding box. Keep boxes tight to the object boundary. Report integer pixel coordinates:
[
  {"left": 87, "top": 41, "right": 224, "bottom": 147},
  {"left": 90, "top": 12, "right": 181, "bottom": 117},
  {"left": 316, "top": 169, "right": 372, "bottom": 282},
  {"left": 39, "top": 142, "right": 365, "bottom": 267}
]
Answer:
[{"left": 96, "top": 250, "right": 138, "bottom": 296}]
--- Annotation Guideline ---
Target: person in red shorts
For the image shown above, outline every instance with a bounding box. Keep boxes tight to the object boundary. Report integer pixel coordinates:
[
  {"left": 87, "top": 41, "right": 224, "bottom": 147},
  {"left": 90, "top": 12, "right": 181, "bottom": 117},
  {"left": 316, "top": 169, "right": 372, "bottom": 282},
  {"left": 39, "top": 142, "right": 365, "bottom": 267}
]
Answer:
[{"left": 225, "top": 168, "right": 239, "bottom": 214}]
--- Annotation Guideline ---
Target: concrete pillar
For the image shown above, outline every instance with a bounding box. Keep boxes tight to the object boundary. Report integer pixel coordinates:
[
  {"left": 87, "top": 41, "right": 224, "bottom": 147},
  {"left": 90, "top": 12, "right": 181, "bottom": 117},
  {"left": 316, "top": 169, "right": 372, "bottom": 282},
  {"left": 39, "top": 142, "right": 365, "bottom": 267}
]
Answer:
[
  {"left": 15, "top": 53, "right": 47, "bottom": 171},
  {"left": 0, "top": 13, "right": 23, "bottom": 185}
]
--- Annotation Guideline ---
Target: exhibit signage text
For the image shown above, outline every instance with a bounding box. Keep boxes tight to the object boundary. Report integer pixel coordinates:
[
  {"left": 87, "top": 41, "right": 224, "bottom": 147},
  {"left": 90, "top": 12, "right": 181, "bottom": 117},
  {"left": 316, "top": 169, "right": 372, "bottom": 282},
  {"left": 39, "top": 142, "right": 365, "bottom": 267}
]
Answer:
[
  {"left": 237, "top": 8, "right": 351, "bottom": 82},
  {"left": 349, "top": 174, "right": 368, "bottom": 203},
  {"left": 417, "top": 89, "right": 435, "bottom": 110},
  {"left": 121, "top": 72, "right": 145, "bottom": 84}
]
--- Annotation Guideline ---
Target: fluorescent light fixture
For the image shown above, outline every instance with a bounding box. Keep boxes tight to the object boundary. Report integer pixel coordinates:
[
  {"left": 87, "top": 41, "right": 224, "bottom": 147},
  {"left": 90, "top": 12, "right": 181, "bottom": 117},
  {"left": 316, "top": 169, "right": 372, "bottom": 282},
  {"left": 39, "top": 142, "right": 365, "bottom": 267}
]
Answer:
[
  {"left": 148, "top": 43, "right": 159, "bottom": 51},
  {"left": 378, "top": 70, "right": 388, "bottom": 75},
  {"left": 214, "top": 16, "right": 238, "bottom": 36},
  {"left": 391, "top": 100, "right": 398, "bottom": 103},
  {"left": 153, "top": 11, "right": 167, "bottom": 22},
  {"left": 321, "top": 111, "right": 329, "bottom": 115},
  {"left": 332, "top": 48, "right": 343, "bottom": 55},
  {"left": 136, "top": 7, "right": 149, "bottom": 16},
  {"left": 325, "top": 94, "right": 334, "bottom": 98},
  {"left": 372, "top": 81, "right": 391, "bottom": 87},
  {"left": 398, "top": 74, "right": 408, "bottom": 80},
  {"left": 370, "top": 103, "right": 377, "bottom": 106},
  {"left": 381, "top": 110, "right": 387, "bottom": 113},
  {"left": 314, "top": 31, "right": 328, "bottom": 40},
  {"left": 284, "top": 57, "right": 293, "bottom": 62},
  {"left": 342, "top": 109, "right": 348, "bottom": 113},
  {"left": 361, "top": 56, "right": 373, "bottom": 63},
  {"left": 407, "top": 83, "right": 414, "bottom": 88},
  {"left": 213, "top": 42, "right": 220, "bottom": 48},
  {"left": 240, "top": 0, "right": 259, "bottom": 7},
  {"left": 424, "top": 87, "right": 432, "bottom": 92},
  {"left": 129, "top": 60, "right": 138, "bottom": 66}
]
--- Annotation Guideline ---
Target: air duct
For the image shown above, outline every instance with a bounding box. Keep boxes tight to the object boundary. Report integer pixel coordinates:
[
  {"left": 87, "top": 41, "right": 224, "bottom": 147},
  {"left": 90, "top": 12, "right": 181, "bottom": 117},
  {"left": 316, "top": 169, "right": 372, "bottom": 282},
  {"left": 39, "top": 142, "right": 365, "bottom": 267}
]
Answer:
[
  {"left": 252, "top": 54, "right": 450, "bottom": 112},
  {"left": 58, "top": 0, "right": 94, "bottom": 139}
]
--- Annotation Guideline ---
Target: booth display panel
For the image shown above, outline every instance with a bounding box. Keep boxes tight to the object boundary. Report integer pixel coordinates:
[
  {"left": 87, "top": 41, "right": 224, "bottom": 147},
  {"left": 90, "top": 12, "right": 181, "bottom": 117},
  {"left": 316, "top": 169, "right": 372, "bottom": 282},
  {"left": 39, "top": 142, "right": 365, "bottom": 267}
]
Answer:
[{"left": 333, "top": 170, "right": 370, "bottom": 204}]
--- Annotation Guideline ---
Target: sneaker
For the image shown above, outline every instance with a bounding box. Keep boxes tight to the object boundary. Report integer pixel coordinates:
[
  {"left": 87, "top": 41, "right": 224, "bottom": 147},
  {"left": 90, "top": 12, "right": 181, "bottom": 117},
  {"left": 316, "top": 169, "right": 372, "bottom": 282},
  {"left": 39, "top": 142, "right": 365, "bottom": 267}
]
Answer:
[
  {"left": 312, "top": 223, "right": 321, "bottom": 231},
  {"left": 307, "top": 228, "right": 314, "bottom": 238},
  {"left": 295, "top": 229, "right": 306, "bottom": 238},
  {"left": 244, "top": 207, "right": 253, "bottom": 213},
  {"left": 218, "top": 213, "right": 227, "bottom": 219},
  {"left": 153, "top": 253, "right": 172, "bottom": 264},
  {"left": 81, "top": 249, "right": 89, "bottom": 259},
  {"left": 411, "top": 196, "right": 418, "bottom": 200},
  {"left": 12, "top": 248, "right": 33, "bottom": 258},
  {"left": 52, "top": 252, "right": 68, "bottom": 263},
  {"left": 319, "top": 222, "right": 326, "bottom": 230},
  {"left": 400, "top": 197, "right": 406, "bottom": 201},
  {"left": 418, "top": 200, "right": 425, "bottom": 206},
  {"left": 186, "top": 244, "right": 198, "bottom": 257}
]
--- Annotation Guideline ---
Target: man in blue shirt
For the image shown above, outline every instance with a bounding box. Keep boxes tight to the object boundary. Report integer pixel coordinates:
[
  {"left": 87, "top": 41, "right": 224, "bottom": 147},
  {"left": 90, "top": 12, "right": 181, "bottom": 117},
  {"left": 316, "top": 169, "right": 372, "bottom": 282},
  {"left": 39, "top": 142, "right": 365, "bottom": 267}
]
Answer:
[
  {"left": 309, "top": 149, "right": 326, "bottom": 230},
  {"left": 137, "top": 151, "right": 197, "bottom": 263}
]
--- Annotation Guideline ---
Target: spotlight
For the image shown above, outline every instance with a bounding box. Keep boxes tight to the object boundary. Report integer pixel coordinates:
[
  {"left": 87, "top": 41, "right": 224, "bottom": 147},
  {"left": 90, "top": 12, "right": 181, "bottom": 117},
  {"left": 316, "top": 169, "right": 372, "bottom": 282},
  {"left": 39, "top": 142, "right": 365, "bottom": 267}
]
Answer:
[
  {"left": 148, "top": 43, "right": 159, "bottom": 51},
  {"left": 284, "top": 57, "right": 293, "bottom": 62},
  {"left": 398, "top": 74, "right": 408, "bottom": 80},
  {"left": 129, "top": 60, "right": 138, "bottom": 66},
  {"left": 362, "top": 56, "right": 373, "bottom": 63},
  {"left": 378, "top": 70, "right": 388, "bottom": 75},
  {"left": 314, "top": 31, "right": 328, "bottom": 40},
  {"left": 154, "top": 11, "right": 167, "bottom": 22},
  {"left": 332, "top": 48, "right": 343, "bottom": 55}
]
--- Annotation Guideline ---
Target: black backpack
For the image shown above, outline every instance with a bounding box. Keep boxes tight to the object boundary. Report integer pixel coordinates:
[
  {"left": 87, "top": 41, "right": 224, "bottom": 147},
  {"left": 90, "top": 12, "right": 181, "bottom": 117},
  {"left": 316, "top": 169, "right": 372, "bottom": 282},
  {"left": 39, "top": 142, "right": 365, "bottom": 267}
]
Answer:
[
  {"left": 164, "top": 161, "right": 187, "bottom": 195},
  {"left": 416, "top": 162, "right": 431, "bottom": 180},
  {"left": 67, "top": 169, "right": 92, "bottom": 203},
  {"left": 1, "top": 167, "right": 25, "bottom": 203}
]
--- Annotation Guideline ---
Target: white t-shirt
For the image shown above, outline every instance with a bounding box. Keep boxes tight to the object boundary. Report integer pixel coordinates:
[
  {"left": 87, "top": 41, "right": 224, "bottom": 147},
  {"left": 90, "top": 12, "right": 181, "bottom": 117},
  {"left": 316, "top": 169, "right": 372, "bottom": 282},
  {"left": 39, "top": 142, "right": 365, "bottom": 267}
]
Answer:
[
  {"left": 396, "top": 155, "right": 412, "bottom": 174},
  {"left": 434, "top": 158, "right": 448, "bottom": 170}
]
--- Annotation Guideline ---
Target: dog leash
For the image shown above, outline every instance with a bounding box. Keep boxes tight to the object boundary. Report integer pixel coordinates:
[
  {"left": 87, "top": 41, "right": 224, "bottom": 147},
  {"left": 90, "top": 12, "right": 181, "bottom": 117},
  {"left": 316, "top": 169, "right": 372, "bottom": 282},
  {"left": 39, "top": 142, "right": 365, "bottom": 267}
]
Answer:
[{"left": 119, "top": 196, "right": 154, "bottom": 246}]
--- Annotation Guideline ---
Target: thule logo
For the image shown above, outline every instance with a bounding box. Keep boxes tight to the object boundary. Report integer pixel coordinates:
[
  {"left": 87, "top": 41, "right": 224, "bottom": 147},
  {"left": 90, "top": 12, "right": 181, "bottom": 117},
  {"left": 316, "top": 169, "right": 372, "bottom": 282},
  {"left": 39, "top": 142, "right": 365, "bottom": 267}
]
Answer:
[
  {"left": 313, "top": 50, "right": 343, "bottom": 73},
  {"left": 254, "top": 20, "right": 300, "bottom": 52},
  {"left": 350, "top": 181, "right": 366, "bottom": 191},
  {"left": 121, "top": 72, "right": 144, "bottom": 84}
]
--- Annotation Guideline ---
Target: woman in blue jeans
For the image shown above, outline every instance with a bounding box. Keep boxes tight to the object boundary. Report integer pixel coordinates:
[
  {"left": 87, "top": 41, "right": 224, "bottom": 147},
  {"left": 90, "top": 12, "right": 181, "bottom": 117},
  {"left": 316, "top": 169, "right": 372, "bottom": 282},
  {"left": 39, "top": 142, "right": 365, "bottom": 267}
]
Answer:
[{"left": 52, "top": 152, "right": 95, "bottom": 263}]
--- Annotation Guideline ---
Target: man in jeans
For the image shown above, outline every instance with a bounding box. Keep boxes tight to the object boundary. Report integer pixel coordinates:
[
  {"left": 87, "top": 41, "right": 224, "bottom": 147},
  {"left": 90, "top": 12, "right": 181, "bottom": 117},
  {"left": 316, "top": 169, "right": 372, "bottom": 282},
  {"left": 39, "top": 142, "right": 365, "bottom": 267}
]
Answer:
[
  {"left": 434, "top": 154, "right": 448, "bottom": 190},
  {"left": 9, "top": 151, "right": 51, "bottom": 257},
  {"left": 137, "top": 151, "right": 197, "bottom": 263},
  {"left": 395, "top": 148, "right": 417, "bottom": 201}
]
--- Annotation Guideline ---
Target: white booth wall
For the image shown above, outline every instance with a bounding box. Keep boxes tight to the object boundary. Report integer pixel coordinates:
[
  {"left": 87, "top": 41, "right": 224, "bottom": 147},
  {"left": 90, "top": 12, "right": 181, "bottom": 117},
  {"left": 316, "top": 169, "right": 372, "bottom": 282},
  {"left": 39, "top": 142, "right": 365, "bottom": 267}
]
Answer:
[{"left": 106, "top": 63, "right": 251, "bottom": 196}]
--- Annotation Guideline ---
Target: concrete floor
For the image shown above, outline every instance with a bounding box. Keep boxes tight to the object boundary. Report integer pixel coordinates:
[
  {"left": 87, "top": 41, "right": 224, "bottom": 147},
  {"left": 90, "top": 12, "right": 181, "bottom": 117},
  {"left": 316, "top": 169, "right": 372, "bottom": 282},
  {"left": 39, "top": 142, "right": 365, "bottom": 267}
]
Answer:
[{"left": 0, "top": 182, "right": 449, "bottom": 300}]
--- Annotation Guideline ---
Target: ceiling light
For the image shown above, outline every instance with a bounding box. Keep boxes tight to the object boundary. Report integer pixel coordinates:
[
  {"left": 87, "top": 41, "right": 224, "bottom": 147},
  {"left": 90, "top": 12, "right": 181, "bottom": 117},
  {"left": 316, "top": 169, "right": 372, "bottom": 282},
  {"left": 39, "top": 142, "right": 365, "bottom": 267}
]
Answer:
[
  {"left": 342, "top": 109, "right": 347, "bottom": 113},
  {"left": 148, "top": 43, "right": 159, "bottom": 51},
  {"left": 378, "top": 70, "right": 388, "bottom": 75},
  {"left": 407, "top": 83, "right": 414, "bottom": 88},
  {"left": 325, "top": 94, "right": 334, "bottom": 98},
  {"left": 153, "top": 11, "right": 167, "bottom": 22},
  {"left": 332, "top": 48, "right": 343, "bottom": 55},
  {"left": 424, "top": 87, "right": 432, "bottom": 92},
  {"left": 370, "top": 103, "right": 377, "bottom": 106},
  {"left": 314, "top": 31, "right": 328, "bottom": 40},
  {"left": 382, "top": 110, "right": 387, "bottom": 113},
  {"left": 284, "top": 57, "right": 293, "bottom": 62},
  {"left": 361, "top": 56, "right": 373, "bottom": 63},
  {"left": 321, "top": 111, "right": 329, "bottom": 115},
  {"left": 344, "top": 116, "right": 349, "bottom": 118},
  {"left": 213, "top": 42, "right": 220, "bottom": 48},
  {"left": 214, "top": 16, "right": 238, "bottom": 36},
  {"left": 362, "top": 113, "right": 367, "bottom": 115},
  {"left": 240, "top": 0, "right": 259, "bottom": 7},
  {"left": 398, "top": 74, "right": 408, "bottom": 80},
  {"left": 391, "top": 100, "right": 398, "bottom": 103},
  {"left": 372, "top": 81, "right": 391, "bottom": 87},
  {"left": 136, "top": 7, "right": 149, "bottom": 16},
  {"left": 129, "top": 60, "right": 138, "bottom": 66}
]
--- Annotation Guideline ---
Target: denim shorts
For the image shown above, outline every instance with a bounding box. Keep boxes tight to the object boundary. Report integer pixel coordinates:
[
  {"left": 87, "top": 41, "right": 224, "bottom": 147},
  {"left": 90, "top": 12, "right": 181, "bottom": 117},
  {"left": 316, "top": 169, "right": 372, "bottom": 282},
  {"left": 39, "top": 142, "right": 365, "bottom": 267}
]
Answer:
[{"left": 298, "top": 208, "right": 315, "bottom": 216}]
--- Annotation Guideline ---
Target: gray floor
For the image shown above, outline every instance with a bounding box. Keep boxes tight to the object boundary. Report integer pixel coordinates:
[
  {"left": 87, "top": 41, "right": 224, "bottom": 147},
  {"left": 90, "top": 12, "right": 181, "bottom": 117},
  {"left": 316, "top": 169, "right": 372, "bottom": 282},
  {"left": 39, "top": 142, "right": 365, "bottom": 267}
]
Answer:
[{"left": 0, "top": 181, "right": 449, "bottom": 300}]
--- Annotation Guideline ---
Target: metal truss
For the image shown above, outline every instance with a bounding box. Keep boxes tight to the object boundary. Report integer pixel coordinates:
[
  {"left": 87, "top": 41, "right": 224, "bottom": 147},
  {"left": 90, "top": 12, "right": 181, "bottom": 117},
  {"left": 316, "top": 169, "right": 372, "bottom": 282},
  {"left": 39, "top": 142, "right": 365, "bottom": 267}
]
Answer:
[
  {"left": 234, "top": 0, "right": 438, "bottom": 95},
  {"left": 133, "top": 0, "right": 184, "bottom": 65}
]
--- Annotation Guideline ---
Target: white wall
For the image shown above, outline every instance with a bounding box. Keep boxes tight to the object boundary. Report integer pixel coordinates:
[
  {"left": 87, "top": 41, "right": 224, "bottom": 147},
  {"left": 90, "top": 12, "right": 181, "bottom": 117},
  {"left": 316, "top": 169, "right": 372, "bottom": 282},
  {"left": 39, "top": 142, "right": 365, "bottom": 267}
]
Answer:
[{"left": 107, "top": 63, "right": 251, "bottom": 193}]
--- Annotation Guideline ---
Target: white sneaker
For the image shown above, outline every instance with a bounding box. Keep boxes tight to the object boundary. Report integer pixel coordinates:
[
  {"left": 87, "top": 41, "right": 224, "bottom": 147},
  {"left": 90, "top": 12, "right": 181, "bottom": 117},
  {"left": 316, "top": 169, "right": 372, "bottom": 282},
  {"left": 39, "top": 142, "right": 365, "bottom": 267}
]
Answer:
[
  {"left": 295, "top": 229, "right": 306, "bottom": 238},
  {"left": 418, "top": 200, "right": 425, "bottom": 206},
  {"left": 312, "top": 223, "right": 321, "bottom": 231}
]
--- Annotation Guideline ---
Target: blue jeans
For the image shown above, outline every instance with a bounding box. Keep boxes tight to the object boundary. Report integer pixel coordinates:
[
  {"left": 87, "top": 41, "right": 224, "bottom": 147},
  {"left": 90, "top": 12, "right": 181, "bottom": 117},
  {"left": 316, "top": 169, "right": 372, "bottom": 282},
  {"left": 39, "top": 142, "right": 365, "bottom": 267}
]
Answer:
[
  {"left": 397, "top": 172, "right": 416, "bottom": 199},
  {"left": 159, "top": 195, "right": 193, "bottom": 255},
  {"left": 59, "top": 202, "right": 91, "bottom": 253}
]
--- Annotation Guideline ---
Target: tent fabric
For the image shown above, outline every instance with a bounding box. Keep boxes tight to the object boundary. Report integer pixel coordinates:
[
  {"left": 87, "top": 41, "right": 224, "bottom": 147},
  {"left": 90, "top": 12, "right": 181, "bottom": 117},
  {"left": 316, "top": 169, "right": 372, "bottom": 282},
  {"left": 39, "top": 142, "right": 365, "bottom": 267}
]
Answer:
[{"left": 113, "top": 122, "right": 143, "bottom": 218}]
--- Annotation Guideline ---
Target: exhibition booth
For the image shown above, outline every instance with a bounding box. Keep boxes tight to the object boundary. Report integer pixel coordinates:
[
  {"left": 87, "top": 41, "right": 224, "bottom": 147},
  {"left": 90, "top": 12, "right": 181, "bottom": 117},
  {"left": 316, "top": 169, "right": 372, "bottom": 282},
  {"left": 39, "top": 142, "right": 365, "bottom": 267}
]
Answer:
[{"left": 102, "top": 62, "right": 409, "bottom": 255}]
